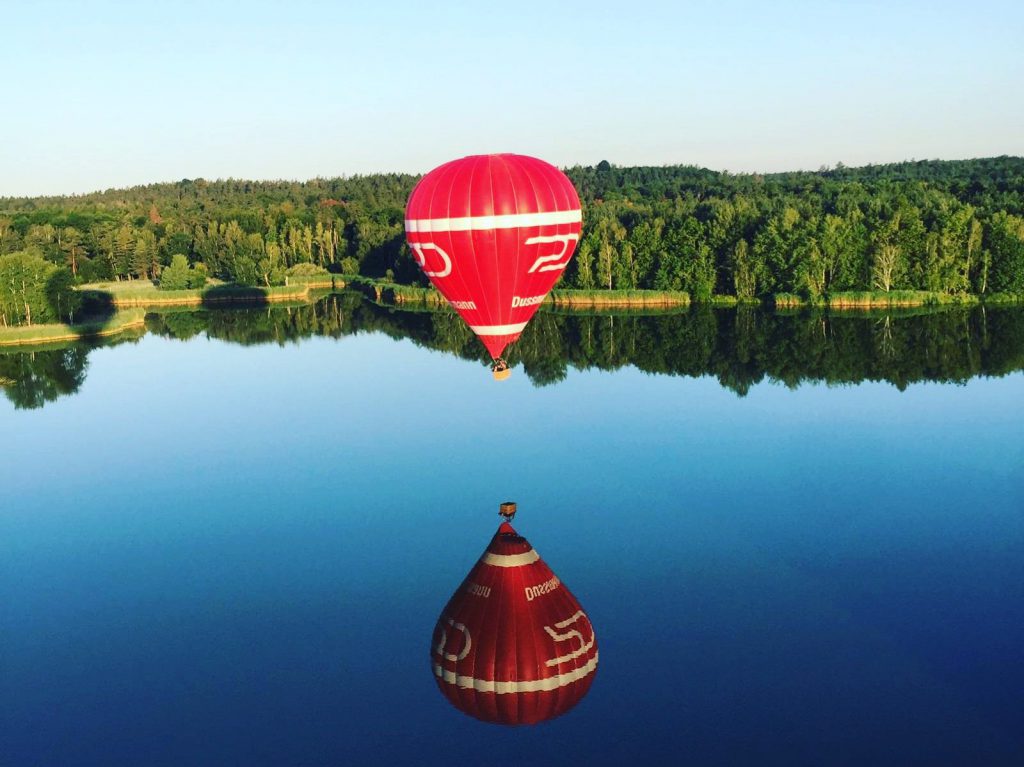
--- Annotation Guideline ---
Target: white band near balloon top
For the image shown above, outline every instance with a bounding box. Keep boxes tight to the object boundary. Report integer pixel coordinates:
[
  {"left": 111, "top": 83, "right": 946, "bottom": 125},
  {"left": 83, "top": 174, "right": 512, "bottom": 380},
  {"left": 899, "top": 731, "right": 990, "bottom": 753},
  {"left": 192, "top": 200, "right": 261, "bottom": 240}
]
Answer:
[
  {"left": 467, "top": 322, "right": 529, "bottom": 337},
  {"left": 480, "top": 549, "right": 540, "bottom": 567},
  {"left": 405, "top": 209, "right": 582, "bottom": 233}
]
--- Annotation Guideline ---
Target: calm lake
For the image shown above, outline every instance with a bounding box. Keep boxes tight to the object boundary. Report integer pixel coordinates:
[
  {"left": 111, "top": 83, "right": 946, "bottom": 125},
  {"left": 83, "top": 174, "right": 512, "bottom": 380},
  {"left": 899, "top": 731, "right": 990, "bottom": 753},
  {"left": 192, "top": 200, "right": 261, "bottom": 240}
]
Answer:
[{"left": 2, "top": 297, "right": 1023, "bottom": 766}]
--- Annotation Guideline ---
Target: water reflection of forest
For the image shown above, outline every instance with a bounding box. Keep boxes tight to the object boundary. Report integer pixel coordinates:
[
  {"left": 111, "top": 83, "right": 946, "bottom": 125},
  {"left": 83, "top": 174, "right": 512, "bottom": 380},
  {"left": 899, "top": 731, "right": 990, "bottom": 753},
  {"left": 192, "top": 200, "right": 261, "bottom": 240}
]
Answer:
[{"left": 3, "top": 292, "right": 1024, "bottom": 409}]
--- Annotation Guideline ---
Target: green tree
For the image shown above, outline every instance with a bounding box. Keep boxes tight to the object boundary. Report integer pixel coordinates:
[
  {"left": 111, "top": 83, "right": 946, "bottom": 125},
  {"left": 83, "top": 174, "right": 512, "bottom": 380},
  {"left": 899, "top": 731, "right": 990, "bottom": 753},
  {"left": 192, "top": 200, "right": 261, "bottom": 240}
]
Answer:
[
  {"left": 0, "top": 217, "right": 20, "bottom": 254},
  {"left": 731, "top": 238, "right": 759, "bottom": 300},
  {"left": 0, "top": 250, "right": 81, "bottom": 326},
  {"left": 112, "top": 225, "right": 136, "bottom": 279},
  {"left": 133, "top": 229, "right": 159, "bottom": 280},
  {"left": 160, "top": 254, "right": 191, "bottom": 290},
  {"left": 986, "top": 212, "right": 1024, "bottom": 294},
  {"left": 188, "top": 262, "right": 208, "bottom": 289},
  {"left": 58, "top": 226, "right": 84, "bottom": 277}
]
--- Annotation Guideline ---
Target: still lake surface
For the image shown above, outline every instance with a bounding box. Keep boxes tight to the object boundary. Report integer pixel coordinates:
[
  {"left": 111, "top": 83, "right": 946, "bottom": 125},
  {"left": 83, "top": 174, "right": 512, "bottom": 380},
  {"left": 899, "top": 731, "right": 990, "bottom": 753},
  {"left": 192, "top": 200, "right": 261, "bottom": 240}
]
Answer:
[{"left": 2, "top": 298, "right": 1023, "bottom": 766}]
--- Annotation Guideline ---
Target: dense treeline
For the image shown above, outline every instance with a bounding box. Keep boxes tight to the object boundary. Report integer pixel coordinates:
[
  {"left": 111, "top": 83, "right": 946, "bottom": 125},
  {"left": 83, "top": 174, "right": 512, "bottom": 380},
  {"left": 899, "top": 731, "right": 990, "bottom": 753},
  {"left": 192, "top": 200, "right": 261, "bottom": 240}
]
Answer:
[
  {"left": 1, "top": 157, "right": 1023, "bottom": 322},
  {"left": 4, "top": 296, "right": 1023, "bottom": 407}
]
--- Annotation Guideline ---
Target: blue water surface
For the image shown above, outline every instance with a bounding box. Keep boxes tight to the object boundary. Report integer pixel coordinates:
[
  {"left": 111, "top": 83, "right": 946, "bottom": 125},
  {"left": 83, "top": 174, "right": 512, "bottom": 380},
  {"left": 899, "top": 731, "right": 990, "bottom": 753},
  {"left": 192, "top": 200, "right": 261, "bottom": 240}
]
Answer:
[{"left": 2, "top": 332, "right": 1022, "bottom": 766}]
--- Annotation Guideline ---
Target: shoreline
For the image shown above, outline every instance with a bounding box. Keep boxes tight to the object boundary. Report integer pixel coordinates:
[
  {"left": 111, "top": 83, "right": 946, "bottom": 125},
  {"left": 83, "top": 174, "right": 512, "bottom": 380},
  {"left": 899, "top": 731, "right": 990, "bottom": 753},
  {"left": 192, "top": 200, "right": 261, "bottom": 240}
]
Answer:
[
  {"left": 384, "top": 285, "right": 1022, "bottom": 311},
  {"left": 79, "top": 278, "right": 1024, "bottom": 312},
  {"left": 81, "top": 278, "right": 345, "bottom": 308},
  {"left": 4, "top": 283, "right": 1022, "bottom": 348},
  {"left": 0, "top": 310, "right": 147, "bottom": 348}
]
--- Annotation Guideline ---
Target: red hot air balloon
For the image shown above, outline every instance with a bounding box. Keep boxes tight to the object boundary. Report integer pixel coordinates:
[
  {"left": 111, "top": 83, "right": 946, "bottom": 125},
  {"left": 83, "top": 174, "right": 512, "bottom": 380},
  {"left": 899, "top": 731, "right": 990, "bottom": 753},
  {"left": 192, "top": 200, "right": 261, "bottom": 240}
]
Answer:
[
  {"left": 431, "top": 503, "right": 598, "bottom": 725},
  {"left": 405, "top": 154, "right": 583, "bottom": 364}
]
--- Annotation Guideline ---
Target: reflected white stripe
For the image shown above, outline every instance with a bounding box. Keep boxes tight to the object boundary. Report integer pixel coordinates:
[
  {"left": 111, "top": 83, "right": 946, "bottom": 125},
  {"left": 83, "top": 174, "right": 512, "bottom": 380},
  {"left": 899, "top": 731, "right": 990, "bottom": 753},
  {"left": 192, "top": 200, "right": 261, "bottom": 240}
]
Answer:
[
  {"left": 406, "top": 209, "right": 581, "bottom": 233},
  {"left": 433, "top": 651, "right": 598, "bottom": 693},
  {"left": 468, "top": 322, "right": 528, "bottom": 336},
  {"left": 480, "top": 549, "right": 539, "bottom": 568}
]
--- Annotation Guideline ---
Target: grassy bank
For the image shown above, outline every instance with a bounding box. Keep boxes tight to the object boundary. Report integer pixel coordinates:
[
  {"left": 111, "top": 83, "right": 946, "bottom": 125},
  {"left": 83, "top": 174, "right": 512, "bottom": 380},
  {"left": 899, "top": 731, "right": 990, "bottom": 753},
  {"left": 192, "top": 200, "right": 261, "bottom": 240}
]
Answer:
[
  {"left": 548, "top": 289, "right": 691, "bottom": 308},
  {"left": 0, "top": 309, "right": 147, "bottom": 347},
  {"left": 78, "top": 277, "right": 345, "bottom": 308},
  {"left": 73, "top": 277, "right": 1024, "bottom": 316},
  {"left": 383, "top": 283, "right": 449, "bottom": 306},
  {"left": 771, "top": 290, "right": 1002, "bottom": 309},
  {"left": 984, "top": 292, "right": 1024, "bottom": 305},
  {"left": 364, "top": 280, "right": 1019, "bottom": 312},
  {"left": 352, "top": 281, "right": 695, "bottom": 310}
]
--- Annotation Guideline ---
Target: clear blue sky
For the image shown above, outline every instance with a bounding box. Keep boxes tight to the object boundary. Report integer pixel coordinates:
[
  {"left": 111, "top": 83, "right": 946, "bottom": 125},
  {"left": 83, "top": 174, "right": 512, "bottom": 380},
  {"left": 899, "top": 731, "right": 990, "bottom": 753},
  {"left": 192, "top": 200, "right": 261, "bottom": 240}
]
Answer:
[{"left": 2, "top": 0, "right": 1021, "bottom": 196}]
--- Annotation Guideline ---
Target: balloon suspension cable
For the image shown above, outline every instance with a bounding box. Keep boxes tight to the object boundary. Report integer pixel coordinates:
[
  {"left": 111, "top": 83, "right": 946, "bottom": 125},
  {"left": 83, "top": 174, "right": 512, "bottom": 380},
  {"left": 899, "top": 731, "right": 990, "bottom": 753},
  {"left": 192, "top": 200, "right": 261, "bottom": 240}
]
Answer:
[
  {"left": 491, "top": 357, "right": 509, "bottom": 373},
  {"left": 499, "top": 501, "right": 517, "bottom": 523}
]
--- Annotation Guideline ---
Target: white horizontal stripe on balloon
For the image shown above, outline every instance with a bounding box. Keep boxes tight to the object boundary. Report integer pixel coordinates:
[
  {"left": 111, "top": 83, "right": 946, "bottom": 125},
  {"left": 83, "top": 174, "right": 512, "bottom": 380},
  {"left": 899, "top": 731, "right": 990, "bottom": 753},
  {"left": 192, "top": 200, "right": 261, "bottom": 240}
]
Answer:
[
  {"left": 467, "top": 322, "right": 529, "bottom": 336},
  {"left": 480, "top": 549, "right": 540, "bottom": 567},
  {"left": 433, "top": 652, "right": 598, "bottom": 694},
  {"left": 405, "top": 209, "right": 582, "bottom": 233}
]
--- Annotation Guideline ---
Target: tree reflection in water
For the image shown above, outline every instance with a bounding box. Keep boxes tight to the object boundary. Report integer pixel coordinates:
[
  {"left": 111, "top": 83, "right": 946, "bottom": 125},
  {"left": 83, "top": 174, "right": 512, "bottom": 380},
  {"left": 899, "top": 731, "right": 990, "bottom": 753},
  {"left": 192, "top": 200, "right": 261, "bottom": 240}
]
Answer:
[
  {"left": 3, "top": 293, "right": 1023, "bottom": 409},
  {"left": 0, "top": 346, "right": 91, "bottom": 410}
]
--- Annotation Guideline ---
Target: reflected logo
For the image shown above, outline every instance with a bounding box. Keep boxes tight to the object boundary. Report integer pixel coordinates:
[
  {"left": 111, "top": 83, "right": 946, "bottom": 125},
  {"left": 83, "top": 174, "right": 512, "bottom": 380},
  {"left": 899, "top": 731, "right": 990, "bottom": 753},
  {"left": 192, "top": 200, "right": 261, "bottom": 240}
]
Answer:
[
  {"left": 433, "top": 617, "right": 471, "bottom": 661},
  {"left": 525, "top": 575, "right": 561, "bottom": 601}
]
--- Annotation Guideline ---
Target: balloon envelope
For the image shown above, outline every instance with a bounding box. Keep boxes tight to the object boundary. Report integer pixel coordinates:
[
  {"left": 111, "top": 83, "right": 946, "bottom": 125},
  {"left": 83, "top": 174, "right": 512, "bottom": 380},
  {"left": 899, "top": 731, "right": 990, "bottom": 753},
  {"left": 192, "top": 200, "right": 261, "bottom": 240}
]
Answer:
[
  {"left": 405, "top": 154, "right": 582, "bottom": 359},
  {"left": 431, "top": 521, "right": 598, "bottom": 725}
]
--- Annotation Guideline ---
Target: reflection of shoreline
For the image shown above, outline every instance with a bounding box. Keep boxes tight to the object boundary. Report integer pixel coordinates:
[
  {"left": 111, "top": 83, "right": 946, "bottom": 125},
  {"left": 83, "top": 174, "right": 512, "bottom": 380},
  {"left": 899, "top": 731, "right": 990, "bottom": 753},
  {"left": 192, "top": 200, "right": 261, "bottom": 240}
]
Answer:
[
  {"left": 0, "top": 278, "right": 346, "bottom": 347},
  {"left": 39, "top": 277, "right": 1024, "bottom": 317},
  {"left": 369, "top": 281, "right": 1023, "bottom": 312},
  {"left": 0, "top": 309, "right": 147, "bottom": 348},
  {"left": 4, "top": 295, "right": 1024, "bottom": 409}
]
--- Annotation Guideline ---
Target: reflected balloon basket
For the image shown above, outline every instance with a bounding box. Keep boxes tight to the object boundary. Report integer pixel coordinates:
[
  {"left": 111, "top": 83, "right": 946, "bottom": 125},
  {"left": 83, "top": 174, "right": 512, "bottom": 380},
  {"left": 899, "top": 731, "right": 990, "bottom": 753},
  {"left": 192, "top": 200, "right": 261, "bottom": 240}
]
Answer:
[
  {"left": 491, "top": 357, "right": 511, "bottom": 381},
  {"left": 430, "top": 503, "right": 598, "bottom": 725}
]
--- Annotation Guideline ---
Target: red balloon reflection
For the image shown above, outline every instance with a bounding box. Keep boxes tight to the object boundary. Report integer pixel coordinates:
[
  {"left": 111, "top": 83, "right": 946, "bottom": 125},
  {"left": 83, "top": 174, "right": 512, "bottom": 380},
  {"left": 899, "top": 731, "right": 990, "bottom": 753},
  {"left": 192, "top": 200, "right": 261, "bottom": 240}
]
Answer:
[{"left": 431, "top": 505, "right": 598, "bottom": 725}]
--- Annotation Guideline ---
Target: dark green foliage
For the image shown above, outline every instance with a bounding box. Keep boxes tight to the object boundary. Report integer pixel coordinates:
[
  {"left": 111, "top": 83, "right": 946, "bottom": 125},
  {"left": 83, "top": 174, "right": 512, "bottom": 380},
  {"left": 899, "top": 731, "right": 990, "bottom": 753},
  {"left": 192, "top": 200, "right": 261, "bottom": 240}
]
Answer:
[
  {"left": 159, "top": 254, "right": 191, "bottom": 290},
  {"left": 0, "top": 345, "right": 89, "bottom": 409},
  {"left": 158, "top": 255, "right": 207, "bottom": 291},
  {"left": 0, "top": 249, "right": 81, "bottom": 326},
  {"left": 188, "top": 263, "right": 207, "bottom": 289},
  {"left": 985, "top": 212, "right": 1024, "bottom": 294},
  {"left": 1, "top": 157, "right": 1023, "bottom": 300}
]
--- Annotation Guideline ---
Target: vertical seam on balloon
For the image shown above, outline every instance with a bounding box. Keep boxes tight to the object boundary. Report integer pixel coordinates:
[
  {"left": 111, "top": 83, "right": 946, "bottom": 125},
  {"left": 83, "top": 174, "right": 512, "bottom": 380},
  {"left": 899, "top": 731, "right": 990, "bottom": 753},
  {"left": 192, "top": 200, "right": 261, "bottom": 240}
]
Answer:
[
  {"left": 465, "top": 157, "right": 489, "bottom": 356},
  {"left": 502, "top": 154, "right": 523, "bottom": 343},
  {"left": 441, "top": 160, "right": 475, "bottom": 337},
  {"left": 432, "top": 159, "right": 475, "bottom": 335},
  {"left": 523, "top": 558, "right": 545, "bottom": 721},
  {"left": 509, "top": 555, "right": 523, "bottom": 722},
  {"left": 487, "top": 541, "right": 506, "bottom": 720},
  {"left": 463, "top": 560, "right": 491, "bottom": 721},
  {"left": 486, "top": 156, "right": 500, "bottom": 339},
  {"left": 548, "top": 587, "right": 576, "bottom": 720},
  {"left": 542, "top": 582, "right": 560, "bottom": 723},
  {"left": 520, "top": 156, "right": 545, "bottom": 355},
  {"left": 539, "top": 160, "right": 565, "bottom": 294},
  {"left": 422, "top": 162, "right": 446, "bottom": 295}
]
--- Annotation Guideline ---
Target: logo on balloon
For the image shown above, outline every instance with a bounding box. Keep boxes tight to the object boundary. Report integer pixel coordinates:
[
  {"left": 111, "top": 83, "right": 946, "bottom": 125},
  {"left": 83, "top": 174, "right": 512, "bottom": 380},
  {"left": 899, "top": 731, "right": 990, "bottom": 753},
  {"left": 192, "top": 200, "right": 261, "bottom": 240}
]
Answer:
[
  {"left": 544, "top": 610, "right": 595, "bottom": 667},
  {"left": 410, "top": 242, "right": 452, "bottom": 278},
  {"left": 526, "top": 234, "right": 580, "bottom": 274},
  {"left": 405, "top": 154, "right": 583, "bottom": 361},
  {"left": 433, "top": 617, "right": 471, "bottom": 661}
]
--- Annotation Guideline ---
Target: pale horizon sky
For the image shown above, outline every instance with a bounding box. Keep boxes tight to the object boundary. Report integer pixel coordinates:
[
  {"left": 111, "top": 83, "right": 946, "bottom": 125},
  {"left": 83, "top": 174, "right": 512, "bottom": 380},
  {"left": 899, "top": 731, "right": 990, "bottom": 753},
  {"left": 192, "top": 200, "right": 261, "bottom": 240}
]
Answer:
[{"left": 2, "top": 0, "right": 1022, "bottom": 198}]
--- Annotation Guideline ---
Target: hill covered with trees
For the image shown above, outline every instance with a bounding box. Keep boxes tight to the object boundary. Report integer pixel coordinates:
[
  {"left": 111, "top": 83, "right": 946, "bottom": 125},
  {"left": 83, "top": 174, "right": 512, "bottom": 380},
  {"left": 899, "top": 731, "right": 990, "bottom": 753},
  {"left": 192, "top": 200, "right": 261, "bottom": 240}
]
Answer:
[{"left": 2, "top": 156, "right": 1023, "bottom": 326}]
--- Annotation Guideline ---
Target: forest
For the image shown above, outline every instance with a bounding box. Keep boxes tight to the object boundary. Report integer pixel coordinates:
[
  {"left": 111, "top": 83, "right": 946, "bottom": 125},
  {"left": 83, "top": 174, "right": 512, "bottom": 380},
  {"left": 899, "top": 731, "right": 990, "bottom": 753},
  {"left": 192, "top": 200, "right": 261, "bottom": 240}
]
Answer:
[{"left": 2, "top": 156, "right": 1024, "bottom": 326}]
